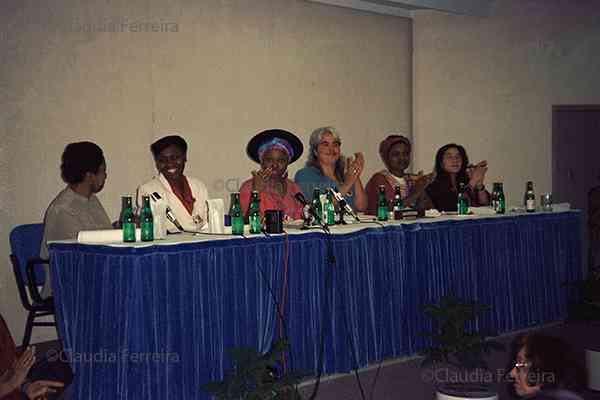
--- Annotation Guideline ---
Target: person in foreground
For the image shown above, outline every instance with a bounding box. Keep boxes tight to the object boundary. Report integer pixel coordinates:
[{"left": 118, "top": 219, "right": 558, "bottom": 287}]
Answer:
[
  {"left": 137, "top": 135, "right": 209, "bottom": 232},
  {"left": 508, "top": 333, "right": 585, "bottom": 399},
  {"left": 40, "top": 141, "right": 112, "bottom": 298},
  {"left": 0, "top": 314, "right": 64, "bottom": 400},
  {"left": 294, "top": 126, "right": 366, "bottom": 211},
  {"left": 365, "top": 134, "right": 433, "bottom": 214},
  {"left": 426, "top": 143, "right": 490, "bottom": 212},
  {"left": 239, "top": 129, "right": 304, "bottom": 220}
]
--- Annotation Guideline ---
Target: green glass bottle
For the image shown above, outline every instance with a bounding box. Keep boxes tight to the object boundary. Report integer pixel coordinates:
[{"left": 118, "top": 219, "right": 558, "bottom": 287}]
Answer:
[
  {"left": 312, "top": 188, "right": 322, "bottom": 224},
  {"left": 248, "top": 191, "right": 262, "bottom": 234},
  {"left": 140, "top": 195, "right": 154, "bottom": 241},
  {"left": 230, "top": 192, "right": 244, "bottom": 235},
  {"left": 325, "top": 190, "right": 336, "bottom": 226},
  {"left": 377, "top": 185, "right": 389, "bottom": 221},
  {"left": 525, "top": 181, "right": 536, "bottom": 212},
  {"left": 457, "top": 183, "right": 469, "bottom": 215},
  {"left": 121, "top": 195, "right": 136, "bottom": 242},
  {"left": 491, "top": 182, "right": 500, "bottom": 211},
  {"left": 392, "top": 185, "right": 404, "bottom": 220},
  {"left": 496, "top": 182, "right": 506, "bottom": 214}
]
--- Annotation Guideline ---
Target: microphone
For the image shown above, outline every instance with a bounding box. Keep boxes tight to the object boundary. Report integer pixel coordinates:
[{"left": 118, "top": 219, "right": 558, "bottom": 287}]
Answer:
[
  {"left": 293, "top": 192, "right": 313, "bottom": 222},
  {"left": 294, "top": 192, "right": 329, "bottom": 233},
  {"left": 150, "top": 192, "right": 185, "bottom": 232},
  {"left": 293, "top": 191, "right": 309, "bottom": 206},
  {"left": 327, "top": 188, "right": 360, "bottom": 222}
]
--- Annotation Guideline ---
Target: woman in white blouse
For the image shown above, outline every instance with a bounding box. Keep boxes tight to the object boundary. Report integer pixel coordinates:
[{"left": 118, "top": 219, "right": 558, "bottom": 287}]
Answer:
[{"left": 137, "top": 135, "right": 209, "bottom": 232}]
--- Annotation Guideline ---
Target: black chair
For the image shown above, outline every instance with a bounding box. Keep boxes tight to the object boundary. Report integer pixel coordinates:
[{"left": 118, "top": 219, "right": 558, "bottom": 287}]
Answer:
[{"left": 9, "top": 223, "right": 55, "bottom": 348}]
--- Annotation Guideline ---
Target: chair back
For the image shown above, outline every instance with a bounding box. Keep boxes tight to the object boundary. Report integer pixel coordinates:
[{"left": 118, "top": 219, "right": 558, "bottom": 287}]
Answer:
[{"left": 9, "top": 223, "right": 46, "bottom": 286}]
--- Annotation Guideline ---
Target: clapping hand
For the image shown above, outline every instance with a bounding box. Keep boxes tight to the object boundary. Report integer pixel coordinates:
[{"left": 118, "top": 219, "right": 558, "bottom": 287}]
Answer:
[
  {"left": 251, "top": 167, "right": 273, "bottom": 191},
  {"left": 6, "top": 347, "right": 36, "bottom": 389},
  {"left": 467, "top": 160, "right": 488, "bottom": 187},
  {"left": 344, "top": 152, "right": 365, "bottom": 185},
  {"left": 408, "top": 170, "right": 435, "bottom": 193}
]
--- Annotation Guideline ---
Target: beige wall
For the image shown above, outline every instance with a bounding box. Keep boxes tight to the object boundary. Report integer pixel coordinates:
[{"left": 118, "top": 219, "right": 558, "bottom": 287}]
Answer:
[
  {"left": 412, "top": 0, "right": 600, "bottom": 204},
  {"left": 0, "top": 0, "right": 412, "bottom": 342}
]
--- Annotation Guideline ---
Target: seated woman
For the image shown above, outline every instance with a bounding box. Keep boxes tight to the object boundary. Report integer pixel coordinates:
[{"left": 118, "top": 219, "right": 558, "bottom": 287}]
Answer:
[
  {"left": 365, "top": 134, "right": 433, "bottom": 215},
  {"left": 137, "top": 135, "right": 209, "bottom": 232},
  {"left": 294, "top": 126, "right": 366, "bottom": 211},
  {"left": 426, "top": 143, "right": 490, "bottom": 211},
  {"left": 240, "top": 129, "right": 305, "bottom": 220},
  {"left": 508, "top": 333, "right": 585, "bottom": 399}
]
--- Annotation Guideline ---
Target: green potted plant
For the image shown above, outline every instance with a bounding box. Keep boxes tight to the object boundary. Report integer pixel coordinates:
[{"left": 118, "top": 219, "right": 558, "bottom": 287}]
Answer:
[
  {"left": 420, "top": 294, "right": 504, "bottom": 400},
  {"left": 202, "top": 339, "right": 304, "bottom": 400}
]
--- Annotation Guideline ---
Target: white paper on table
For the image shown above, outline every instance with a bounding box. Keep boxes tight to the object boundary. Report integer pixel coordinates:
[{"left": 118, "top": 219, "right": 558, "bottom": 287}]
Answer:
[
  {"left": 77, "top": 229, "right": 141, "bottom": 243},
  {"left": 425, "top": 209, "right": 442, "bottom": 218},
  {"left": 470, "top": 206, "right": 497, "bottom": 216}
]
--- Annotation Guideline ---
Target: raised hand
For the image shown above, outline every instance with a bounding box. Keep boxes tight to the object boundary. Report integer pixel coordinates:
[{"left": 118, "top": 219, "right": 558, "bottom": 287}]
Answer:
[
  {"left": 409, "top": 171, "right": 435, "bottom": 193},
  {"left": 468, "top": 160, "right": 488, "bottom": 187},
  {"left": 353, "top": 152, "right": 365, "bottom": 176},
  {"left": 251, "top": 167, "right": 273, "bottom": 192},
  {"left": 344, "top": 153, "right": 365, "bottom": 186},
  {"left": 9, "top": 347, "right": 36, "bottom": 389}
]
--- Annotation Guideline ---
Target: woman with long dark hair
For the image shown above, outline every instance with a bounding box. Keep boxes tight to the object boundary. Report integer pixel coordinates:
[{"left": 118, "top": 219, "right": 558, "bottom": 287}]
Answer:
[{"left": 426, "top": 143, "right": 490, "bottom": 211}]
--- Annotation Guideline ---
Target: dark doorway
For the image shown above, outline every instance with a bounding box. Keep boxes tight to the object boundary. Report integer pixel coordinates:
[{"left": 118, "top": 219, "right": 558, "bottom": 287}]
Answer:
[{"left": 552, "top": 105, "right": 600, "bottom": 270}]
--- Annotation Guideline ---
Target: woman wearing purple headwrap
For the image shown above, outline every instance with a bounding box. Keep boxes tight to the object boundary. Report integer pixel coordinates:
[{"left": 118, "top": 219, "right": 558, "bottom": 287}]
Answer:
[
  {"left": 365, "top": 134, "right": 433, "bottom": 215},
  {"left": 239, "top": 129, "right": 305, "bottom": 220}
]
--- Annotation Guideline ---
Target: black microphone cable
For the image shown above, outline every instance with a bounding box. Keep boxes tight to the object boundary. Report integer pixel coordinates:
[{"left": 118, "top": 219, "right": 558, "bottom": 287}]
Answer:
[
  {"left": 307, "top": 223, "right": 335, "bottom": 400},
  {"left": 367, "top": 252, "right": 396, "bottom": 400},
  {"left": 337, "top": 268, "right": 368, "bottom": 400},
  {"left": 184, "top": 230, "right": 249, "bottom": 239}
]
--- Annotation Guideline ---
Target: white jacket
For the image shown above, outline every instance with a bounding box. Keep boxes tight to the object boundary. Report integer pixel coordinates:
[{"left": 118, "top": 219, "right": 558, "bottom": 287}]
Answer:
[{"left": 136, "top": 173, "right": 209, "bottom": 232}]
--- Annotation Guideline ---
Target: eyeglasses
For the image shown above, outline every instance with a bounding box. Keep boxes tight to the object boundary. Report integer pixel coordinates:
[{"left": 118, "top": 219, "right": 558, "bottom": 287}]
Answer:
[{"left": 514, "top": 361, "right": 531, "bottom": 372}]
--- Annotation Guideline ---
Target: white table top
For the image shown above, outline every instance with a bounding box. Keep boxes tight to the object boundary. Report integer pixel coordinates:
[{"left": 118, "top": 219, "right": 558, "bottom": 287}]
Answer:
[{"left": 48, "top": 208, "right": 577, "bottom": 249}]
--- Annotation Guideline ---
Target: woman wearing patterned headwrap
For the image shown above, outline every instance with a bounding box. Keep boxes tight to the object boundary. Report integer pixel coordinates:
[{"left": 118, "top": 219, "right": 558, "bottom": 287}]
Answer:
[
  {"left": 365, "top": 134, "right": 433, "bottom": 215},
  {"left": 239, "top": 129, "right": 305, "bottom": 220}
]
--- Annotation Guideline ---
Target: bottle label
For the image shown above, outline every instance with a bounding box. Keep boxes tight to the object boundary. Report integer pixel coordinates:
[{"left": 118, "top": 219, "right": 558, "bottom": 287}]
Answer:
[
  {"left": 377, "top": 207, "right": 388, "bottom": 221},
  {"left": 326, "top": 208, "right": 335, "bottom": 225},
  {"left": 249, "top": 214, "right": 261, "bottom": 234},
  {"left": 526, "top": 199, "right": 535, "bottom": 211},
  {"left": 123, "top": 223, "right": 136, "bottom": 242},
  {"left": 497, "top": 198, "right": 506, "bottom": 214},
  {"left": 232, "top": 217, "right": 244, "bottom": 235},
  {"left": 457, "top": 196, "right": 469, "bottom": 215},
  {"left": 141, "top": 222, "right": 154, "bottom": 241}
]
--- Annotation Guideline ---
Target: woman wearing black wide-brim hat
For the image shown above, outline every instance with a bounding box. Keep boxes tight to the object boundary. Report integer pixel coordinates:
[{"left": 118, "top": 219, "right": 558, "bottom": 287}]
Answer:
[{"left": 239, "top": 129, "right": 305, "bottom": 220}]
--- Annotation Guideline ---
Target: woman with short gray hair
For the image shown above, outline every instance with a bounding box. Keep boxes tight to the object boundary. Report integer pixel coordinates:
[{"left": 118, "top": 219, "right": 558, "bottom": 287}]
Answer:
[{"left": 294, "top": 126, "right": 367, "bottom": 211}]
